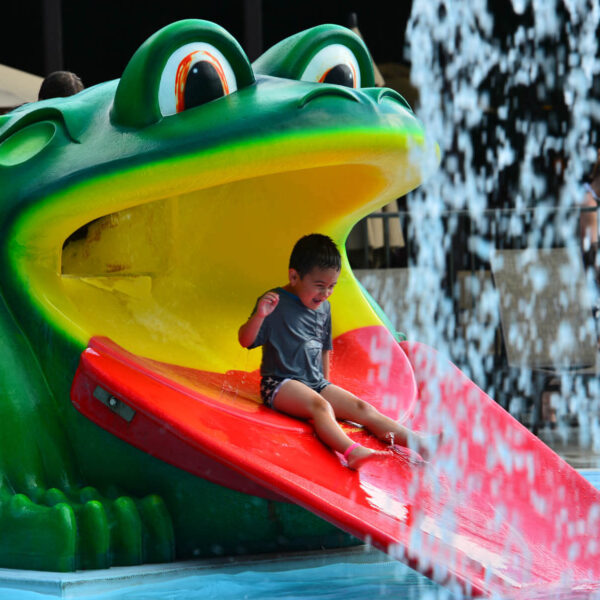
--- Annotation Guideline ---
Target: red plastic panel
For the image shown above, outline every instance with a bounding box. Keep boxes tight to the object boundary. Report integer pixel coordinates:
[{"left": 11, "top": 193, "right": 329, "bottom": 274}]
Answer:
[
  {"left": 399, "top": 341, "right": 600, "bottom": 596},
  {"left": 331, "top": 325, "right": 417, "bottom": 420},
  {"left": 70, "top": 331, "right": 600, "bottom": 597}
]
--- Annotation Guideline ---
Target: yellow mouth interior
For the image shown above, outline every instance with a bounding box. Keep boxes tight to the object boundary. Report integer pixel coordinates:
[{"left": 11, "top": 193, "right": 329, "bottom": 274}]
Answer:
[
  {"left": 12, "top": 132, "right": 424, "bottom": 374},
  {"left": 57, "top": 165, "right": 388, "bottom": 372}
]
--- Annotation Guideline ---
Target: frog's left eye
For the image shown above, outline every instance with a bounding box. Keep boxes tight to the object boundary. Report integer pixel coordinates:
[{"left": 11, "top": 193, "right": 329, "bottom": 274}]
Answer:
[
  {"left": 159, "top": 42, "right": 238, "bottom": 116},
  {"left": 300, "top": 44, "right": 361, "bottom": 89}
]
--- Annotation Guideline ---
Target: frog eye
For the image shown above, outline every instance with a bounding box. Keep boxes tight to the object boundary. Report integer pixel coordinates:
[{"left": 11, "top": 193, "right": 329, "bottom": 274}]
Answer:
[
  {"left": 159, "top": 42, "right": 238, "bottom": 116},
  {"left": 300, "top": 44, "right": 361, "bottom": 89}
]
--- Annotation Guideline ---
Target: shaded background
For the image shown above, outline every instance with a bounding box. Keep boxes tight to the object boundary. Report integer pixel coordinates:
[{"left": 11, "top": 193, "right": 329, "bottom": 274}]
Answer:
[{"left": 0, "top": 0, "right": 412, "bottom": 85}]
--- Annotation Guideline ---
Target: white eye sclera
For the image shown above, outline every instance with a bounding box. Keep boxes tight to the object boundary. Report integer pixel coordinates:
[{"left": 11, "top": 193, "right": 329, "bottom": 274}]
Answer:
[
  {"left": 300, "top": 44, "right": 361, "bottom": 89},
  {"left": 158, "top": 42, "right": 238, "bottom": 116}
]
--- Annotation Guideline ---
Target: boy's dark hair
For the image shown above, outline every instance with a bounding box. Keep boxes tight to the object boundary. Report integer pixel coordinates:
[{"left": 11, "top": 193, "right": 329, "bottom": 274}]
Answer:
[
  {"left": 289, "top": 234, "right": 341, "bottom": 277},
  {"left": 39, "top": 71, "right": 84, "bottom": 101}
]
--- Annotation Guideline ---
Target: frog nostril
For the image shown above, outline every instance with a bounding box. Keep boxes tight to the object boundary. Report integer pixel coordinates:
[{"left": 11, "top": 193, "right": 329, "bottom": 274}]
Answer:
[{"left": 298, "top": 86, "right": 362, "bottom": 109}]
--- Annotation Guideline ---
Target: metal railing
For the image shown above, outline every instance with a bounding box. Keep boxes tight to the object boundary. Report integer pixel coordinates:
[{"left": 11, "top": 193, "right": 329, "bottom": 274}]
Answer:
[{"left": 348, "top": 204, "right": 599, "bottom": 270}]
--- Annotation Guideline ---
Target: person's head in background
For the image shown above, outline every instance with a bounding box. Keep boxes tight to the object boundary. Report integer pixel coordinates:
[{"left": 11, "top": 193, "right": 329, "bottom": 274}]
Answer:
[{"left": 38, "top": 71, "right": 84, "bottom": 100}]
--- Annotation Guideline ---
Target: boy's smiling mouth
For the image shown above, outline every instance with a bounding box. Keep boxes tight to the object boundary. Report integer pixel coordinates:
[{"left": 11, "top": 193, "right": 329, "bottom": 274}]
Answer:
[{"left": 311, "top": 295, "right": 327, "bottom": 307}]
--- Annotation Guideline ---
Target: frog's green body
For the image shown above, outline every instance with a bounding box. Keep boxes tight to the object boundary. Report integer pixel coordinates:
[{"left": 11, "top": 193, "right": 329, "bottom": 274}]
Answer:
[{"left": 0, "top": 20, "right": 432, "bottom": 571}]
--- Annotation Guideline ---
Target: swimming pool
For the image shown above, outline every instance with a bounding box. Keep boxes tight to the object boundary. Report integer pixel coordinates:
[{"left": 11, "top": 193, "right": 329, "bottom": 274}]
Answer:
[
  {"left": 0, "top": 547, "right": 445, "bottom": 600},
  {"left": 1, "top": 470, "right": 598, "bottom": 600}
]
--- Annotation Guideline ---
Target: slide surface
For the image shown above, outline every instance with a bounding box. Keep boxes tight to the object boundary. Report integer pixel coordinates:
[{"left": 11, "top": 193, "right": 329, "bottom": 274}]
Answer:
[{"left": 71, "top": 326, "right": 600, "bottom": 597}]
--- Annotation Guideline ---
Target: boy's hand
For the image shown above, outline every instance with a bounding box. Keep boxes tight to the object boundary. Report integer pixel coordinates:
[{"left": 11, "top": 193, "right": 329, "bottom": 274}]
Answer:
[
  {"left": 256, "top": 292, "right": 279, "bottom": 318},
  {"left": 238, "top": 291, "right": 280, "bottom": 348}
]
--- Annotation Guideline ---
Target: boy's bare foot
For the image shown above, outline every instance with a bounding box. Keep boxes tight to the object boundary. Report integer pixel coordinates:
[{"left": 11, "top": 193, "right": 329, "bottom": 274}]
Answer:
[
  {"left": 382, "top": 431, "right": 441, "bottom": 461},
  {"left": 344, "top": 444, "right": 388, "bottom": 470}
]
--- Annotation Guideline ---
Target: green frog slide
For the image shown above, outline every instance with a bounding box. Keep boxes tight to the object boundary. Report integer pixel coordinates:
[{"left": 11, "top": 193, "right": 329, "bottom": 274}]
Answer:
[{"left": 1, "top": 18, "right": 598, "bottom": 598}]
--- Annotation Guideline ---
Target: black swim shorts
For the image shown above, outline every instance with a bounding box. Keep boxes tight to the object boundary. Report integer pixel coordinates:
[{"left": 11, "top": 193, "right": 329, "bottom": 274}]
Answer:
[{"left": 260, "top": 376, "right": 330, "bottom": 408}]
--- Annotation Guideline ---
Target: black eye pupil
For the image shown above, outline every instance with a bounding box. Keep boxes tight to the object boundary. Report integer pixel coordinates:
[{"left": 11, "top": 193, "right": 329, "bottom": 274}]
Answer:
[
  {"left": 184, "top": 61, "right": 225, "bottom": 109},
  {"left": 323, "top": 64, "right": 354, "bottom": 88}
]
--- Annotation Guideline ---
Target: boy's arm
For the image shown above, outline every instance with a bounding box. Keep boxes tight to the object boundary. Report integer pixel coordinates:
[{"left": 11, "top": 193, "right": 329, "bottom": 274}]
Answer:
[
  {"left": 238, "top": 313, "right": 265, "bottom": 348},
  {"left": 322, "top": 350, "right": 331, "bottom": 380},
  {"left": 238, "top": 291, "right": 279, "bottom": 348}
]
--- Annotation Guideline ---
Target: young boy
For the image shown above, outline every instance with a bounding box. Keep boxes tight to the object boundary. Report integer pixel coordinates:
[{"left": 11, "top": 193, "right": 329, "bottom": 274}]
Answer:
[{"left": 238, "top": 234, "right": 432, "bottom": 469}]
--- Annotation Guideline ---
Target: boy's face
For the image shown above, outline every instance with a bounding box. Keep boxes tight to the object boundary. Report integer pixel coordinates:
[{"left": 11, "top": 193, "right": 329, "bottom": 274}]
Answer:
[{"left": 288, "top": 266, "right": 340, "bottom": 310}]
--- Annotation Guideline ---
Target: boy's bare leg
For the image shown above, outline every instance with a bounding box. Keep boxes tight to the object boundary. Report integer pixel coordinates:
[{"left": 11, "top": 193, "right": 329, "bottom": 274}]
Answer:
[
  {"left": 273, "top": 380, "right": 385, "bottom": 469},
  {"left": 321, "top": 384, "right": 437, "bottom": 459}
]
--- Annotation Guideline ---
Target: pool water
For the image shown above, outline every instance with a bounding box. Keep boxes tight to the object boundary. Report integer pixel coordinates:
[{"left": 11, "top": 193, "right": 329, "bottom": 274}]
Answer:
[
  {"left": 70, "top": 557, "right": 439, "bottom": 600},
  {"left": 0, "top": 470, "right": 598, "bottom": 600},
  {"left": 0, "top": 552, "right": 444, "bottom": 600}
]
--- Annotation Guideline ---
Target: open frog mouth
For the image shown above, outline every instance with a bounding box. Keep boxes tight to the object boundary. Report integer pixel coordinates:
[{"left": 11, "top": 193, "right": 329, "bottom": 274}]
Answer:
[
  {"left": 48, "top": 125, "right": 425, "bottom": 499},
  {"left": 10, "top": 127, "right": 429, "bottom": 375}
]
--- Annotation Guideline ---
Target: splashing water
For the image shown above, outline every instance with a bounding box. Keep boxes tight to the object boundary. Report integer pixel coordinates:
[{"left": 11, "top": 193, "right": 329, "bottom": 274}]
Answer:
[
  {"left": 351, "top": 1, "right": 600, "bottom": 595},
  {"left": 402, "top": 0, "right": 600, "bottom": 441}
]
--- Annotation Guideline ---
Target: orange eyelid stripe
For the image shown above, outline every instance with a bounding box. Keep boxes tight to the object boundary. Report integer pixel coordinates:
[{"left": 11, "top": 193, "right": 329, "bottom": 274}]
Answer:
[
  {"left": 350, "top": 62, "right": 358, "bottom": 88},
  {"left": 317, "top": 63, "right": 357, "bottom": 87},
  {"left": 203, "top": 51, "right": 230, "bottom": 95},
  {"left": 175, "top": 51, "right": 197, "bottom": 113},
  {"left": 174, "top": 49, "right": 231, "bottom": 113}
]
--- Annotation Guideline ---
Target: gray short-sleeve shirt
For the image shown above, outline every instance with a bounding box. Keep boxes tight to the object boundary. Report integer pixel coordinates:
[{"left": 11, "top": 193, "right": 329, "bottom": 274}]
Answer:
[{"left": 249, "top": 287, "right": 332, "bottom": 390}]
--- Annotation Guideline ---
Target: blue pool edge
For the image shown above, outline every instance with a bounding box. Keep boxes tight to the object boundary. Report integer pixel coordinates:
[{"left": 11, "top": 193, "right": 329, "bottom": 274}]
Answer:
[{"left": 0, "top": 545, "right": 393, "bottom": 598}]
